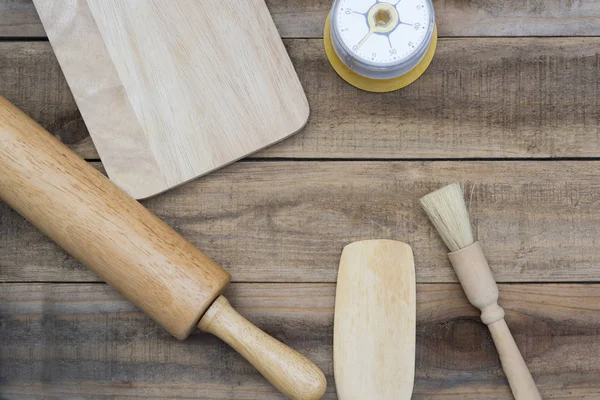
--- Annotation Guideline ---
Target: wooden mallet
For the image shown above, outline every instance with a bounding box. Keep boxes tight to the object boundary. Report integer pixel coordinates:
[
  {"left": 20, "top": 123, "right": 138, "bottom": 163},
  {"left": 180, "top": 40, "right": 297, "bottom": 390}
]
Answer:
[{"left": 0, "top": 96, "right": 326, "bottom": 400}]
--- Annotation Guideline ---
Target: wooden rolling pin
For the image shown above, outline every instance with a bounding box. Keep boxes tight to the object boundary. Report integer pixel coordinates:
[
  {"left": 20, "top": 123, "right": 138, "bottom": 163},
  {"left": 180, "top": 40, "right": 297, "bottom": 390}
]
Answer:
[{"left": 0, "top": 96, "right": 326, "bottom": 400}]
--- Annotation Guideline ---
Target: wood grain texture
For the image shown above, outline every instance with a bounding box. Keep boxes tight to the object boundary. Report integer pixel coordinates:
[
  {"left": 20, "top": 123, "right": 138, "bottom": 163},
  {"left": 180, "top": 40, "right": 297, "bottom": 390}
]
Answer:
[
  {"left": 0, "top": 97, "right": 326, "bottom": 399},
  {"left": 433, "top": 0, "right": 600, "bottom": 37},
  {"left": 0, "top": 0, "right": 44, "bottom": 37},
  {"left": 0, "top": 95, "right": 231, "bottom": 340},
  {"left": 2, "top": 160, "right": 600, "bottom": 283},
  {"left": 34, "top": 0, "right": 309, "bottom": 198},
  {"left": 3, "top": 2, "right": 599, "bottom": 398},
  {"left": 3, "top": 0, "right": 600, "bottom": 38},
  {"left": 334, "top": 240, "right": 416, "bottom": 399},
  {"left": 2, "top": 282, "right": 599, "bottom": 399},
  {"left": 1, "top": 37, "right": 600, "bottom": 160}
]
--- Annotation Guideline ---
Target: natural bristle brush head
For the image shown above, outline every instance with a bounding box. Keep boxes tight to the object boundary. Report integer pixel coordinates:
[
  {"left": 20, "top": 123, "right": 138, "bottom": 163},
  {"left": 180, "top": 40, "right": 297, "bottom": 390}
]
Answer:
[{"left": 419, "top": 183, "right": 474, "bottom": 252}]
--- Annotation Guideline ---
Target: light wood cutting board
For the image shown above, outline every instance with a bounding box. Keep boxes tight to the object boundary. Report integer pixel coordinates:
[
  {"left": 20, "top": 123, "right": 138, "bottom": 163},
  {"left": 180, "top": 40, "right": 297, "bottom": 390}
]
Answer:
[
  {"left": 334, "top": 240, "right": 416, "bottom": 400},
  {"left": 33, "top": 0, "right": 309, "bottom": 199}
]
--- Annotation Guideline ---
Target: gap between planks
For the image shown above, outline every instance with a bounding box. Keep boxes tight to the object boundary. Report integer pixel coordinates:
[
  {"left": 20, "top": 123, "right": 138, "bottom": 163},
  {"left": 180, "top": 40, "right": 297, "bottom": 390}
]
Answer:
[{"left": 6, "top": 281, "right": 600, "bottom": 286}]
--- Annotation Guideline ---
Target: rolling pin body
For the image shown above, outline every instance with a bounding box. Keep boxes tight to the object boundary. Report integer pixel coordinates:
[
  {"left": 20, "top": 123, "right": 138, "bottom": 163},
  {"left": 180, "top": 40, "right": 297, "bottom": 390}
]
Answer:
[
  {"left": 0, "top": 96, "right": 230, "bottom": 339},
  {"left": 0, "top": 97, "right": 326, "bottom": 399}
]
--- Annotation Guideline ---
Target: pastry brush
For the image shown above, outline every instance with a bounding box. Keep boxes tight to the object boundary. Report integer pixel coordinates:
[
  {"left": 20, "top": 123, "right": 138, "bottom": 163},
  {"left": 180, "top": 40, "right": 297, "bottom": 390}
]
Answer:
[{"left": 420, "top": 183, "right": 541, "bottom": 400}]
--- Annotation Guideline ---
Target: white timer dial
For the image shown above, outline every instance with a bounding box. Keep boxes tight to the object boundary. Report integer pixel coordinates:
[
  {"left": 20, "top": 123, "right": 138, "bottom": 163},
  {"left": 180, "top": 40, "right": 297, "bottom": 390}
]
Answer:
[{"left": 330, "top": 0, "right": 435, "bottom": 79}]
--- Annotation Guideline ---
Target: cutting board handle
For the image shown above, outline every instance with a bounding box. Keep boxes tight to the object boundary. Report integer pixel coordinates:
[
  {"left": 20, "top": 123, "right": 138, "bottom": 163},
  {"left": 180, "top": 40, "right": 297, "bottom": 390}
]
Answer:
[{"left": 199, "top": 296, "right": 326, "bottom": 400}]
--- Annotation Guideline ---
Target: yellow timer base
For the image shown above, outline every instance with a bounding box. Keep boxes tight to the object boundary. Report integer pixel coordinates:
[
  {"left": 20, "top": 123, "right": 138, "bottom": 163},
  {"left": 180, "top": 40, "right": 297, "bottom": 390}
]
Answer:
[{"left": 323, "top": 15, "right": 437, "bottom": 93}]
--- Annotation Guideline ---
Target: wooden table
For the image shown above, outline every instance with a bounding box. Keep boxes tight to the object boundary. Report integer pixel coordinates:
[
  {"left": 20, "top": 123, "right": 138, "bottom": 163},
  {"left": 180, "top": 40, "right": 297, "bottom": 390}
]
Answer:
[{"left": 1, "top": 1, "right": 600, "bottom": 398}]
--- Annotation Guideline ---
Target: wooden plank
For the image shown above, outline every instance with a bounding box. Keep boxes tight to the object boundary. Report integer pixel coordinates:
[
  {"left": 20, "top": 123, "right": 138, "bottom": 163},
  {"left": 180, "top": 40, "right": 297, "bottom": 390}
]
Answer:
[
  {"left": 3, "top": 0, "right": 600, "bottom": 38},
  {"left": 273, "top": 37, "right": 600, "bottom": 159},
  {"left": 434, "top": 0, "right": 600, "bottom": 37},
  {"left": 0, "top": 0, "right": 44, "bottom": 37},
  {"left": 0, "top": 42, "right": 91, "bottom": 156},
  {"left": 1, "top": 282, "right": 599, "bottom": 399},
  {"left": 2, "top": 38, "right": 600, "bottom": 160},
  {"left": 2, "top": 161, "right": 600, "bottom": 283}
]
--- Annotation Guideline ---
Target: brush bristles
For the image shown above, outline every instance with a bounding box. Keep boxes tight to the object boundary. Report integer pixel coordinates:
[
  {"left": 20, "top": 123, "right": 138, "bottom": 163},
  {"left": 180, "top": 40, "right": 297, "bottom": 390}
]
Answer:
[{"left": 419, "top": 183, "right": 474, "bottom": 252}]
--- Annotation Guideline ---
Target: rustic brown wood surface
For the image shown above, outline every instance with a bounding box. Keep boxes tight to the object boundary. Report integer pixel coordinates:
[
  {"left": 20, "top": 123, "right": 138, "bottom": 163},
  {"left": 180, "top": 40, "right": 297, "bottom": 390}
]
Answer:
[
  {"left": 2, "top": 0, "right": 600, "bottom": 398},
  {"left": 2, "top": 0, "right": 600, "bottom": 38},
  {"left": 2, "top": 283, "right": 600, "bottom": 399},
  {"left": 2, "top": 38, "right": 600, "bottom": 160},
  {"left": 2, "top": 161, "right": 600, "bottom": 284}
]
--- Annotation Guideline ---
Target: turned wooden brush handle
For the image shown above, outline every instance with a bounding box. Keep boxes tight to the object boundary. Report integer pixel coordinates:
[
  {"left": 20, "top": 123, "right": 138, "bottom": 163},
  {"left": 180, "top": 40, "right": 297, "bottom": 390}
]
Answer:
[
  {"left": 448, "top": 242, "right": 541, "bottom": 400},
  {"left": 488, "top": 319, "right": 541, "bottom": 400},
  {"left": 0, "top": 96, "right": 326, "bottom": 400}
]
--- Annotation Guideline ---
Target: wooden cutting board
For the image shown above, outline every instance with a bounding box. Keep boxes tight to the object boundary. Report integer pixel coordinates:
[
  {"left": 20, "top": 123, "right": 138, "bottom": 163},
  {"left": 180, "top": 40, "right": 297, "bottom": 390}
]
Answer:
[
  {"left": 33, "top": 0, "right": 309, "bottom": 199},
  {"left": 334, "top": 240, "right": 416, "bottom": 400}
]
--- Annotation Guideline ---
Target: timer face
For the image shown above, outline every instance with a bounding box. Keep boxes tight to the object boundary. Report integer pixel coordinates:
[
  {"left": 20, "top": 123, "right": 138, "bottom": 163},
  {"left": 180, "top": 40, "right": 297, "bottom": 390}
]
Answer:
[{"left": 332, "top": 0, "right": 432, "bottom": 68}]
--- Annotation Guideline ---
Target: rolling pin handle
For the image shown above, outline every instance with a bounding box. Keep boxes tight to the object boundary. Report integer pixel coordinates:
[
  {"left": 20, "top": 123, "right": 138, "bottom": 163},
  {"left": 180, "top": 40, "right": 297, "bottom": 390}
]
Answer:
[{"left": 199, "top": 296, "right": 327, "bottom": 400}]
